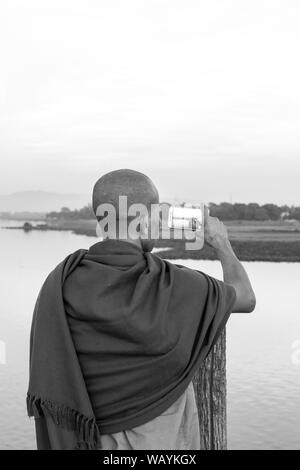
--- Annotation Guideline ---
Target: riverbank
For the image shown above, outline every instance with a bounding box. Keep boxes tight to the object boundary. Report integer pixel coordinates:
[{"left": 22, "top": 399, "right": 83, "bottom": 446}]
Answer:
[{"left": 3, "top": 218, "right": 300, "bottom": 262}]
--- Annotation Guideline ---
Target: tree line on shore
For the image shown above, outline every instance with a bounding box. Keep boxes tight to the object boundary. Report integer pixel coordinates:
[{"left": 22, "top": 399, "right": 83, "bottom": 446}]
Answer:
[{"left": 46, "top": 202, "right": 300, "bottom": 222}]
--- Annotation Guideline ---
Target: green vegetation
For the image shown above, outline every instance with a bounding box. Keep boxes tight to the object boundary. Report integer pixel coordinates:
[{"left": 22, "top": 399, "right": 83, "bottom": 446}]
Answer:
[
  {"left": 47, "top": 205, "right": 94, "bottom": 220},
  {"left": 154, "top": 238, "right": 300, "bottom": 263},
  {"left": 42, "top": 203, "right": 300, "bottom": 262},
  {"left": 4, "top": 203, "right": 300, "bottom": 262},
  {"left": 46, "top": 202, "right": 300, "bottom": 222},
  {"left": 208, "top": 202, "right": 299, "bottom": 221}
]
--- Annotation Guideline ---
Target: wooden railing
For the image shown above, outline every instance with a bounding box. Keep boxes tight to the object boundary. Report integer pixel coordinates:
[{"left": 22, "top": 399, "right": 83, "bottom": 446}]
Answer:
[{"left": 192, "top": 329, "right": 227, "bottom": 450}]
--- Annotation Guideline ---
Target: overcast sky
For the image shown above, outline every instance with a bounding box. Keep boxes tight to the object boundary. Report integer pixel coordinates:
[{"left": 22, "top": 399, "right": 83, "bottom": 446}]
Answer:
[{"left": 0, "top": 0, "right": 299, "bottom": 204}]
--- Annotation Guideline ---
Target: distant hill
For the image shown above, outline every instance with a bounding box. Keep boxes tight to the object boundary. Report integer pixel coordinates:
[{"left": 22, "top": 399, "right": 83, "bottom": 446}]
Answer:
[{"left": 0, "top": 191, "right": 89, "bottom": 212}]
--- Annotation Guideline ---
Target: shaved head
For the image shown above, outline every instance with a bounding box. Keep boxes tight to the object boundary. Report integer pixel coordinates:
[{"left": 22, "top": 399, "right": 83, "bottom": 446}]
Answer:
[
  {"left": 92, "top": 169, "right": 159, "bottom": 216},
  {"left": 92, "top": 169, "right": 160, "bottom": 251}
]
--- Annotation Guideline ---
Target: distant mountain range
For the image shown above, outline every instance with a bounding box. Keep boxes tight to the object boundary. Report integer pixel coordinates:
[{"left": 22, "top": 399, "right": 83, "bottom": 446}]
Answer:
[{"left": 0, "top": 191, "right": 90, "bottom": 213}]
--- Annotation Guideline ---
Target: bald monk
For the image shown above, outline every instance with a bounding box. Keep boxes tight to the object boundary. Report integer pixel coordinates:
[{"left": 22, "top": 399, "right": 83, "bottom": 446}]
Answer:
[{"left": 27, "top": 169, "right": 256, "bottom": 450}]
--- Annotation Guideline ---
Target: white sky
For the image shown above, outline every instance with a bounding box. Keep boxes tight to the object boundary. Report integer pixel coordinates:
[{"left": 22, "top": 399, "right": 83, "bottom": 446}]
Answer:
[{"left": 0, "top": 0, "right": 299, "bottom": 204}]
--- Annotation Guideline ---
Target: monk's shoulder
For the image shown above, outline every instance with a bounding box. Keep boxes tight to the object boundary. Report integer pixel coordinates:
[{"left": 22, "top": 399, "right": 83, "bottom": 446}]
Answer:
[{"left": 149, "top": 253, "right": 208, "bottom": 286}]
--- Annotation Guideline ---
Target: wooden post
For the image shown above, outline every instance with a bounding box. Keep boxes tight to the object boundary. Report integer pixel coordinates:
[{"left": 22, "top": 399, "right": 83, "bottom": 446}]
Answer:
[{"left": 192, "top": 329, "right": 227, "bottom": 450}]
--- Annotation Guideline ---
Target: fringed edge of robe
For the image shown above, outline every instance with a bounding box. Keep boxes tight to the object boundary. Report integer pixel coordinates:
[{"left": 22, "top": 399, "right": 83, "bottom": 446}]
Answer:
[{"left": 27, "top": 393, "right": 101, "bottom": 449}]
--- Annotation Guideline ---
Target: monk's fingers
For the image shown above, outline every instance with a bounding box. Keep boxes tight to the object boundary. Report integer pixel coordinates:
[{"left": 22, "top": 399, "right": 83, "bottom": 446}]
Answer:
[{"left": 204, "top": 205, "right": 210, "bottom": 226}]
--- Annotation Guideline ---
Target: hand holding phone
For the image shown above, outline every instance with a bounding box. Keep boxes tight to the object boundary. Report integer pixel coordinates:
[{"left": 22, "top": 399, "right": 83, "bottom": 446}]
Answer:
[{"left": 204, "top": 206, "right": 229, "bottom": 250}]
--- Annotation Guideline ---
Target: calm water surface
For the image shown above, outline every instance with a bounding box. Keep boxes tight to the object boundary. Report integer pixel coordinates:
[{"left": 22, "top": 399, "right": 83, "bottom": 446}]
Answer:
[{"left": 0, "top": 221, "right": 299, "bottom": 449}]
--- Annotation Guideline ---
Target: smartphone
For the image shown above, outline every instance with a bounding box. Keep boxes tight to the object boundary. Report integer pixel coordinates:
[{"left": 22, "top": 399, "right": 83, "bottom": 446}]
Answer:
[
  {"left": 167, "top": 204, "right": 205, "bottom": 249},
  {"left": 168, "top": 205, "right": 204, "bottom": 231}
]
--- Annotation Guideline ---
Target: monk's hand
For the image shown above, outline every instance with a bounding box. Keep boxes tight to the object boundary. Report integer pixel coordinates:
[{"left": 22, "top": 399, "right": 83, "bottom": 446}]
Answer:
[{"left": 204, "top": 206, "right": 230, "bottom": 251}]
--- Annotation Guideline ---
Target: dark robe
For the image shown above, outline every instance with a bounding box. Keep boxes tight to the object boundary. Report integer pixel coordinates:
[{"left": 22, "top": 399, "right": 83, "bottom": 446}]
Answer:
[{"left": 27, "top": 240, "right": 236, "bottom": 449}]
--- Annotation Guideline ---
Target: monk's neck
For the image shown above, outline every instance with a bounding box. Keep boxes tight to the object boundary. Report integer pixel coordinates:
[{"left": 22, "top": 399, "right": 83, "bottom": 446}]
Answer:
[{"left": 106, "top": 237, "right": 143, "bottom": 250}]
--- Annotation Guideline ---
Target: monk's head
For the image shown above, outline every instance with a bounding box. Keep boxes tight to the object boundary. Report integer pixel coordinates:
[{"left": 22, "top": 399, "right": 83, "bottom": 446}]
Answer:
[{"left": 92, "top": 169, "right": 160, "bottom": 251}]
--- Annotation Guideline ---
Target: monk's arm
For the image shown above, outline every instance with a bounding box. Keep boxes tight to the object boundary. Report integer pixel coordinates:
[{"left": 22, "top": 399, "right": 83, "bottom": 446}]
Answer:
[
  {"left": 216, "top": 240, "right": 256, "bottom": 313},
  {"left": 204, "top": 207, "right": 256, "bottom": 313}
]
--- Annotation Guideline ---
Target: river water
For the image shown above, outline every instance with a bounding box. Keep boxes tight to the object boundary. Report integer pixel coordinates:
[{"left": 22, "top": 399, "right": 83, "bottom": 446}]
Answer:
[{"left": 0, "top": 221, "right": 299, "bottom": 449}]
